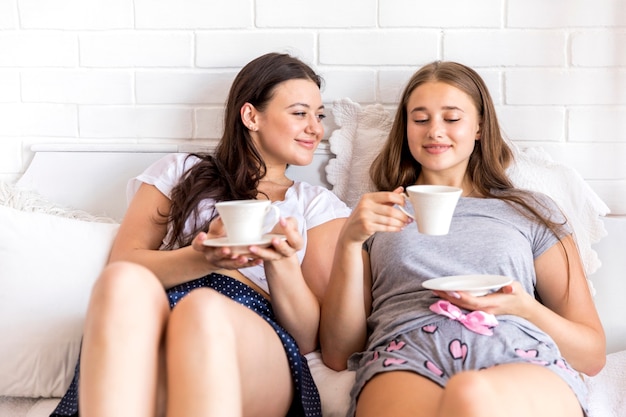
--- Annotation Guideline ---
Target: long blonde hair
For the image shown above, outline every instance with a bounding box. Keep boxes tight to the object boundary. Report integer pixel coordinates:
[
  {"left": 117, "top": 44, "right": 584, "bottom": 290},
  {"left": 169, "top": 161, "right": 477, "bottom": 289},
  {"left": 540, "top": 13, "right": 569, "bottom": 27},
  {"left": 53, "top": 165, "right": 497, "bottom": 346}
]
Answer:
[{"left": 371, "top": 61, "right": 567, "bottom": 239}]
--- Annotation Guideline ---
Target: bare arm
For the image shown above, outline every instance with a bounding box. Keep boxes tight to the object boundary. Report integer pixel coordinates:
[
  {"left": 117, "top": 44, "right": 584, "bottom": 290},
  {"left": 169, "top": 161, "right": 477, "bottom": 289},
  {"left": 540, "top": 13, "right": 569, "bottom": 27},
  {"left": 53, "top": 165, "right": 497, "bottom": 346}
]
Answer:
[
  {"left": 320, "top": 190, "right": 411, "bottom": 370},
  {"left": 109, "top": 184, "right": 261, "bottom": 288},
  {"left": 531, "top": 235, "right": 606, "bottom": 375},
  {"left": 438, "top": 234, "right": 606, "bottom": 376},
  {"left": 260, "top": 218, "right": 347, "bottom": 354}
]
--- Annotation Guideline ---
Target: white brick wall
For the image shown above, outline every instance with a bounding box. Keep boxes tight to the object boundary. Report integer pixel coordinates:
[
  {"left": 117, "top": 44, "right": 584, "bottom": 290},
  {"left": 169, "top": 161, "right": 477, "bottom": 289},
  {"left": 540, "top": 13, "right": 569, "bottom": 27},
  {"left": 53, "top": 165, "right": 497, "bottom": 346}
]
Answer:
[{"left": 0, "top": 0, "right": 625, "bottom": 214}]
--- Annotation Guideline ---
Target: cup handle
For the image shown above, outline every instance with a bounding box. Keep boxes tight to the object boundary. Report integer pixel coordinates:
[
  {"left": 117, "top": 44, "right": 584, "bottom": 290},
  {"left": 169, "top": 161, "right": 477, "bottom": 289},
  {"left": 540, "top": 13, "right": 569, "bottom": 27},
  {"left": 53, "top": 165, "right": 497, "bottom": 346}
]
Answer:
[
  {"left": 262, "top": 205, "right": 281, "bottom": 234},
  {"left": 397, "top": 194, "right": 415, "bottom": 219}
]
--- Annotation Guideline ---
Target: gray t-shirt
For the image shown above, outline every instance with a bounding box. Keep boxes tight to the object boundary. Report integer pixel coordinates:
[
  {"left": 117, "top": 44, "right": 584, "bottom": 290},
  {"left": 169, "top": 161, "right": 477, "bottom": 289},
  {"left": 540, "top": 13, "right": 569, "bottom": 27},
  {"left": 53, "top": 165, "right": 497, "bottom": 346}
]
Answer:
[{"left": 363, "top": 193, "right": 570, "bottom": 349}]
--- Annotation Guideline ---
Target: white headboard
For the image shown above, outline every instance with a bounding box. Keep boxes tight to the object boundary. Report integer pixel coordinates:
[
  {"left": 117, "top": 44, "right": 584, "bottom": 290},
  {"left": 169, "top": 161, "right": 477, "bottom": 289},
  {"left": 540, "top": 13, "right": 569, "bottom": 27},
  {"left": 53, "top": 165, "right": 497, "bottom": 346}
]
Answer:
[{"left": 16, "top": 143, "right": 332, "bottom": 222}]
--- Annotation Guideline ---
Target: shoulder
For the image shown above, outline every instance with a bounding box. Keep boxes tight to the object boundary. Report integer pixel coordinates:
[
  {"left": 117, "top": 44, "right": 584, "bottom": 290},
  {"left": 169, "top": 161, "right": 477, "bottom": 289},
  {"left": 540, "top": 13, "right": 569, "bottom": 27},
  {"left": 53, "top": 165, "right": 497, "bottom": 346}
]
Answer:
[
  {"left": 127, "top": 153, "right": 201, "bottom": 200},
  {"left": 284, "top": 182, "right": 351, "bottom": 225},
  {"left": 291, "top": 182, "right": 350, "bottom": 208}
]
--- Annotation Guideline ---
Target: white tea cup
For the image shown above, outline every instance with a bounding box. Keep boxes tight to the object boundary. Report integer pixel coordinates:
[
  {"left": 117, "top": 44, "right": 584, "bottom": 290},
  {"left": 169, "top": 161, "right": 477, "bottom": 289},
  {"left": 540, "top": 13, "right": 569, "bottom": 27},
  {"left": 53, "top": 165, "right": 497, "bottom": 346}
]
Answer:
[
  {"left": 215, "top": 199, "right": 280, "bottom": 244},
  {"left": 402, "top": 185, "right": 462, "bottom": 236}
]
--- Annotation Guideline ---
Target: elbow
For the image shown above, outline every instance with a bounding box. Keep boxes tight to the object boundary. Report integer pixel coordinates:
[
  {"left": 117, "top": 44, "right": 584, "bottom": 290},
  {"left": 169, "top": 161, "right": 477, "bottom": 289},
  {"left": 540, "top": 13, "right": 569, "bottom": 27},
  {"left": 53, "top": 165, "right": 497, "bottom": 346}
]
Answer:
[
  {"left": 321, "top": 350, "right": 349, "bottom": 371},
  {"left": 582, "top": 352, "right": 607, "bottom": 377}
]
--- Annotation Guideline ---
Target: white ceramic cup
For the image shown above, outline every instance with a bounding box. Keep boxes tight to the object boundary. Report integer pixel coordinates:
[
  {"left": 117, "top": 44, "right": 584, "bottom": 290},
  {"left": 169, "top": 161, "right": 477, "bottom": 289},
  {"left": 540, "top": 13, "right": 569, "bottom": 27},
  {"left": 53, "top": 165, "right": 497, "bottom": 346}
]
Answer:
[
  {"left": 403, "top": 185, "right": 462, "bottom": 235},
  {"left": 215, "top": 199, "right": 280, "bottom": 243}
]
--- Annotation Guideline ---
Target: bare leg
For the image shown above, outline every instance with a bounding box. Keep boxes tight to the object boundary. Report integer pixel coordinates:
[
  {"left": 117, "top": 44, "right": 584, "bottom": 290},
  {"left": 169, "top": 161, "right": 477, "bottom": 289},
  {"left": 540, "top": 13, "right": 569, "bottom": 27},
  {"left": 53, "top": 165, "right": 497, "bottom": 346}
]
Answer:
[
  {"left": 166, "top": 288, "right": 294, "bottom": 417},
  {"left": 437, "top": 363, "right": 583, "bottom": 417},
  {"left": 79, "top": 262, "right": 170, "bottom": 417},
  {"left": 355, "top": 365, "right": 583, "bottom": 417},
  {"left": 355, "top": 371, "right": 443, "bottom": 417}
]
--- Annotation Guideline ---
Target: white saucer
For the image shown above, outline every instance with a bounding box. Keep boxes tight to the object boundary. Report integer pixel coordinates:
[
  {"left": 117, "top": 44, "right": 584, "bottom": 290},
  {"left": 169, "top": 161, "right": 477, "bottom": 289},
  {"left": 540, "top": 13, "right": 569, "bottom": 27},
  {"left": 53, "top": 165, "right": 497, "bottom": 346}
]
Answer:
[
  {"left": 202, "top": 234, "right": 286, "bottom": 254},
  {"left": 422, "top": 274, "right": 513, "bottom": 297}
]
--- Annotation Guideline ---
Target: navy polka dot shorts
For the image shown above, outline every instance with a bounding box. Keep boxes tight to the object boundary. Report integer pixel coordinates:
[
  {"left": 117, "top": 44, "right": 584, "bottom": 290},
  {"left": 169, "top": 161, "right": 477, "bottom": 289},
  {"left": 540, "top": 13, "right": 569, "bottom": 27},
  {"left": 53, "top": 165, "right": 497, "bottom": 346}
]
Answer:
[{"left": 50, "top": 273, "right": 322, "bottom": 417}]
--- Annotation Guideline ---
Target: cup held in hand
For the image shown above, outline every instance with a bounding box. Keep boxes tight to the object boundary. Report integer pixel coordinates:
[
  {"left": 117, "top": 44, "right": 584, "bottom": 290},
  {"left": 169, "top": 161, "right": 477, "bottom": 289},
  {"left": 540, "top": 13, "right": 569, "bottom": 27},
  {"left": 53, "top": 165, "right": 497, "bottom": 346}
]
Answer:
[
  {"left": 405, "top": 185, "right": 462, "bottom": 235},
  {"left": 215, "top": 200, "right": 280, "bottom": 244}
]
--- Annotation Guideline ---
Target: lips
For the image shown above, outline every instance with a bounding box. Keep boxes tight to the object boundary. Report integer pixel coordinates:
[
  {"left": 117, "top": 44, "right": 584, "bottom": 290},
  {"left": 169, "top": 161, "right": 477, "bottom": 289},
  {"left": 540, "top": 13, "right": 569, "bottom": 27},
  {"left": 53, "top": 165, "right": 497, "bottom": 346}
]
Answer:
[
  {"left": 423, "top": 144, "right": 451, "bottom": 154},
  {"left": 296, "top": 139, "right": 317, "bottom": 149}
]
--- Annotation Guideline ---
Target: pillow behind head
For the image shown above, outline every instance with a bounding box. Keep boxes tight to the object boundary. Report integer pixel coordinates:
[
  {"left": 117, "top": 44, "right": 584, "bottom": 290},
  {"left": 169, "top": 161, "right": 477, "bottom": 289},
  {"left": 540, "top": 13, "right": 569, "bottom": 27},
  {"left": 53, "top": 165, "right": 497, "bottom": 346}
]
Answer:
[{"left": 326, "top": 98, "right": 392, "bottom": 207}]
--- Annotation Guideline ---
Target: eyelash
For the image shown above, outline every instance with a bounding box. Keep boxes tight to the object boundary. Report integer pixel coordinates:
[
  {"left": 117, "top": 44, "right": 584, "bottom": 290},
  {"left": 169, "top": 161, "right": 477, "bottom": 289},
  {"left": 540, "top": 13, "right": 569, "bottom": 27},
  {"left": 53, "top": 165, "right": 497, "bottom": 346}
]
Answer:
[
  {"left": 294, "top": 112, "right": 326, "bottom": 121},
  {"left": 414, "top": 118, "right": 460, "bottom": 124}
]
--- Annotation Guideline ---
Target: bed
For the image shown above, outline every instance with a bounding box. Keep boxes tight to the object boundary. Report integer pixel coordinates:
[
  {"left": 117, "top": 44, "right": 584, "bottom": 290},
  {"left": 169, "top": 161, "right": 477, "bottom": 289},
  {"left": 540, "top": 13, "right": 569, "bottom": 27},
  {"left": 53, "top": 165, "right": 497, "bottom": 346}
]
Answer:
[{"left": 0, "top": 99, "right": 625, "bottom": 417}]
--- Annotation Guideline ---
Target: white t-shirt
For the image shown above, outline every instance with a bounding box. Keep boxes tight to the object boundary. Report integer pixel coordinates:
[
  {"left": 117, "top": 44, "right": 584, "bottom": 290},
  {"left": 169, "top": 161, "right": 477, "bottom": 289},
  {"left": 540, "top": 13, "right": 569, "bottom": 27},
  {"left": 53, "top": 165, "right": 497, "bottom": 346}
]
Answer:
[{"left": 127, "top": 153, "right": 351, "bottom": 293}]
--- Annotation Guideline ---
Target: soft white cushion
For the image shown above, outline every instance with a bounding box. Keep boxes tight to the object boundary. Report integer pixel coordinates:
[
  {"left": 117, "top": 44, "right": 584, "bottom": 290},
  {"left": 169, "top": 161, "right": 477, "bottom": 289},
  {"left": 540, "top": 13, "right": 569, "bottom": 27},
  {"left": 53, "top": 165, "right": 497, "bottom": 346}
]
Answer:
[
  {"left": 325, "top": 98, "right": 609, "bottom": 279},
  {"left": 306, "top": 351, "right": 354, "bottom": 417},
  {"left": 326, "top": 97, "right": 393, "bottom": 209},
  {"left": 0, "top": 194, "right": 119, "bottom": 397}
]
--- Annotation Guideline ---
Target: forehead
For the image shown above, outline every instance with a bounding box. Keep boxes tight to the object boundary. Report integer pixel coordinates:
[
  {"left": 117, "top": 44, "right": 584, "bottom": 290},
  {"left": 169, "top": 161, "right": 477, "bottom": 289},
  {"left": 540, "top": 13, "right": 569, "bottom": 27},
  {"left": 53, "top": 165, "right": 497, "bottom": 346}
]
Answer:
[
  {"left": 269, "top": 78, "right": 322, "bottom": 106},
  {"left": 408, "top": 81, "right": 476, "bottom": 112}
]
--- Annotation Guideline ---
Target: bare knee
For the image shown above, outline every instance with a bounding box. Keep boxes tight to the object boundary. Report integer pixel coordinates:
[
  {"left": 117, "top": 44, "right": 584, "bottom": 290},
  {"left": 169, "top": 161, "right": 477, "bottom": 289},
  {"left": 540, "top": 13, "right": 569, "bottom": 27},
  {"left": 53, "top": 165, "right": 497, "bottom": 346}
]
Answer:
[
  {"left": 85, "top": 261, "right": 169, "bottom": 333},
  {"left": 168, "top": 289, "right": 237, "bottom": 342},
  {"left": 92, "top": 262, "right": 164, "bottom": 304},
  {"left": 439, "top": 371, "right": 496, "bottom": 417}
]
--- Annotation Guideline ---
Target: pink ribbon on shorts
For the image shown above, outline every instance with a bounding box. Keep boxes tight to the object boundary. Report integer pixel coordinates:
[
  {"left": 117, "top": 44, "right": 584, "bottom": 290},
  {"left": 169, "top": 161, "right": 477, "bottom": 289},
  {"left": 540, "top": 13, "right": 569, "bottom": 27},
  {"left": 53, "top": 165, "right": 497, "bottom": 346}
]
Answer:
[{"left": 429, "top": 300, "right": 499, "bottom": 336}]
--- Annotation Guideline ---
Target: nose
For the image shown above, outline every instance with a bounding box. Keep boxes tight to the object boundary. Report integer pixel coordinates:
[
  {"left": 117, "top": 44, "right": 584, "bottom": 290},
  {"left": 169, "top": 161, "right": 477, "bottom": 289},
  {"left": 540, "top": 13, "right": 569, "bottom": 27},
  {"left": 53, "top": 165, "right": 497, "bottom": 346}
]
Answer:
[
  {"left": 305, "top": 114, "right": 324, "bottom": 137},
  {"left": 427, "top": 119, "right": 444, "bottom": 139}
]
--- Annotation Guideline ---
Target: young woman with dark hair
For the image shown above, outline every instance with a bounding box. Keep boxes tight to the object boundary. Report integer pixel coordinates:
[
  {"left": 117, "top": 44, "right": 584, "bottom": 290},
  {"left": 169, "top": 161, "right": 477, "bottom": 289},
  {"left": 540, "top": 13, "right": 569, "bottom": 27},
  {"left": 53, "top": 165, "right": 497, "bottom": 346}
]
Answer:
[{"left": 51, "top": 52, "right": 350, "bottom": 417}]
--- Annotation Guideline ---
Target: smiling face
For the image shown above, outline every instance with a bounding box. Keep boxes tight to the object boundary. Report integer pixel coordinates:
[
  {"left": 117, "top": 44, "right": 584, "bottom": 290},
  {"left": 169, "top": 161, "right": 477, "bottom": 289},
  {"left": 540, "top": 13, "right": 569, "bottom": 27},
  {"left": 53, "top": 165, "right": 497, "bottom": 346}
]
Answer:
[
  {"left": 406, "top": 81, "right": 481, "bottom": 185},
  {"left": 247, "top": 78, "right": 325, "bottom": 169}
]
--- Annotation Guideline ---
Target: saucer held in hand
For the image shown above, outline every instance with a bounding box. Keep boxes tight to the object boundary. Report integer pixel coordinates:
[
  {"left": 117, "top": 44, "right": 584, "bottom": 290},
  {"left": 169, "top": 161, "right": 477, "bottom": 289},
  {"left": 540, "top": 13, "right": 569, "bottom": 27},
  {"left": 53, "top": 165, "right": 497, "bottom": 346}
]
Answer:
[
  {"left": 202, "top": 234, "right": 286, "bottom": 255},
  {"left": 422, "top": 274, "right": 513, "bottom": 297}
]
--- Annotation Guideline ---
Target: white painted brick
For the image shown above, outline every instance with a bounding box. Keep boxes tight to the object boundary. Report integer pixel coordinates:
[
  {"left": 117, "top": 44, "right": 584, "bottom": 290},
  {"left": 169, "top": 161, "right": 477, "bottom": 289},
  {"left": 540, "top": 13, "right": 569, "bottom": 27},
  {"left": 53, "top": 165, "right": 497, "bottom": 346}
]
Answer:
[
  {"left": 0, "top": 103, "right": 77, "bottom": 137},
  {"left": 0, "top": 71, "right": 20, "bottom": 102},
  {"left": 196, "top": 32, "right": 315, "bottom": 67},
  {"left": 19, "top": 0, "right": 132, "bottom": 29},
  {"left": 506, "top": 69, "right": 626, "bottom": 105},
  {"left": 498, "top": 106, "right": 565, "bottom": 142},
  {"left": 320, "top": 31, "right": 439, "bottom": 65},
  {"left": 256, "top": 0, "right": 376, "bottom": 28},
  {"left": 535, "top": 143, "right": 626, "bottom": 180},
  {"left": 0, "top": 32, "right": 77, "bottom": 67},
  {"left": 21, "top": 70, "right": 133, "bottom": 104},
  {"left": 569, "top": 107, "right": 626, "bottom": 142},
  {"left": 80, "top": 32, "right": 193, "bottom": 68},
  {"left": 473, "top": 70, "right": 502, "bottom": 104},
  {"left": 195, "top": 107, "right": 224, "bottom": 139},
  {"left": 136, "top": 71, "right": 235, "bottom": 105},
  {"left": 378, "top": 68, "right": 502, "bottom": 105},
  {"left": 134, "top": 0, "right": 251, "bottom": 29},
  {"left": 379, "top": 69, "right": 415, "bottom": 104},
  {"left": 445, "top": 31, "right": 566, "bottom": 67},
  {"left": 79, "top": 106, "right": 193, "bottom": 138},
  {"left": 572, "top": 31, "right": 626, "bottom": 67},
  {"left": 380, "top": 0, "right": 501, "bottom": 27},
  {"left": 0, "top": 1, "right": 16, "bottom": 29},
  {"left": 320, "top": 70, "right": 377, "bottom": 103},
  {"left": 508, "top": 0, "right": 626, "bottom": 28}
]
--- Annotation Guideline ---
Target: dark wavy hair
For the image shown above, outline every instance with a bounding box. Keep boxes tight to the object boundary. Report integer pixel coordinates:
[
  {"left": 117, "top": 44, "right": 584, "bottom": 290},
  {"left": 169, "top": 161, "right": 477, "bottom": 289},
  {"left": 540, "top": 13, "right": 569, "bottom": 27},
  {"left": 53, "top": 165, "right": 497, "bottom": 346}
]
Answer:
[
  {"left": 370, "top": 61, "right": 567, "bottom": 239},
  {"left": 163, "top": 53, "right": 323, "bottom": 249}
]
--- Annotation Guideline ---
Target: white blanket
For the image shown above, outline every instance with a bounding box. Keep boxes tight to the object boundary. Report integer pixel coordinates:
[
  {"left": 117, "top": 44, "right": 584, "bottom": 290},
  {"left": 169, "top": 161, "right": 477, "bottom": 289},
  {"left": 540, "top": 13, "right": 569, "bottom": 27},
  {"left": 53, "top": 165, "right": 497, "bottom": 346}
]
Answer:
[{"left": 585, "top": 350, "right": 626, "bottom": 417}]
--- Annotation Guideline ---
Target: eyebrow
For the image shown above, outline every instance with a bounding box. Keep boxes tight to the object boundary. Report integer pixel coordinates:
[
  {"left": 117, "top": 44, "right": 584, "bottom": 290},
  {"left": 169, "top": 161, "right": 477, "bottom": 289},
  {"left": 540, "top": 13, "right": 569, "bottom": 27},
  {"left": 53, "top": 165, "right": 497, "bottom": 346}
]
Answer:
[
  {"left": 287, "top": 103, "right": 325, "bottom": 111},
  {"left": 410, "top": 106, "right": 465, "bottom": 113}
]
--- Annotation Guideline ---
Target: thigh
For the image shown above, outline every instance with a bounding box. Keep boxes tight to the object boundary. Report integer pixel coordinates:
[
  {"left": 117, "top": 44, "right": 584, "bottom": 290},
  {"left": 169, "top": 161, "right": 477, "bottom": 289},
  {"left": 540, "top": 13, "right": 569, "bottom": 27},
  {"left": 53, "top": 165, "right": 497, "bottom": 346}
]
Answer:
[
  {"left": 441, "top": 363, "right": 584, "bottom": 417},
  {"left": 168, "top": 287, "right": 294, "bottom": 417},
  {"left": 356, "top": 371, "right": 442, "bottom": 417}
]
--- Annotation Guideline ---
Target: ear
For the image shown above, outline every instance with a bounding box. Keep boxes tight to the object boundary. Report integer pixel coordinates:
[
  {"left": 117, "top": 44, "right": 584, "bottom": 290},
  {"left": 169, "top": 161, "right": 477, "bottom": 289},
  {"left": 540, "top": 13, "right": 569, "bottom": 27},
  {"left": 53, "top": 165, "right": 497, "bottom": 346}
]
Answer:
[
  {"left": 241, "top": 102, "right": 258, "bottom": 131},
  {"left": 475, "top": 121, "right": 482, "bottom": 140}
]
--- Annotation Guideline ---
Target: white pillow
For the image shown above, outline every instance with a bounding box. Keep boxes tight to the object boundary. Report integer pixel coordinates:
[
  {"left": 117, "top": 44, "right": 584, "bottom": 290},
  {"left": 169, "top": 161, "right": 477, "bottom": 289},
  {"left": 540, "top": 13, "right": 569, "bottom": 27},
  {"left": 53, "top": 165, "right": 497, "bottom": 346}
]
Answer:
[
  {"left": 0, "top": 199, "right": 119, "bottom": 397},
  {"left": 325, "top": 98, "right": 609, "bottom": 279},
  {"left": 326, "top": 97, "right": 393, "bottom": 208}
]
